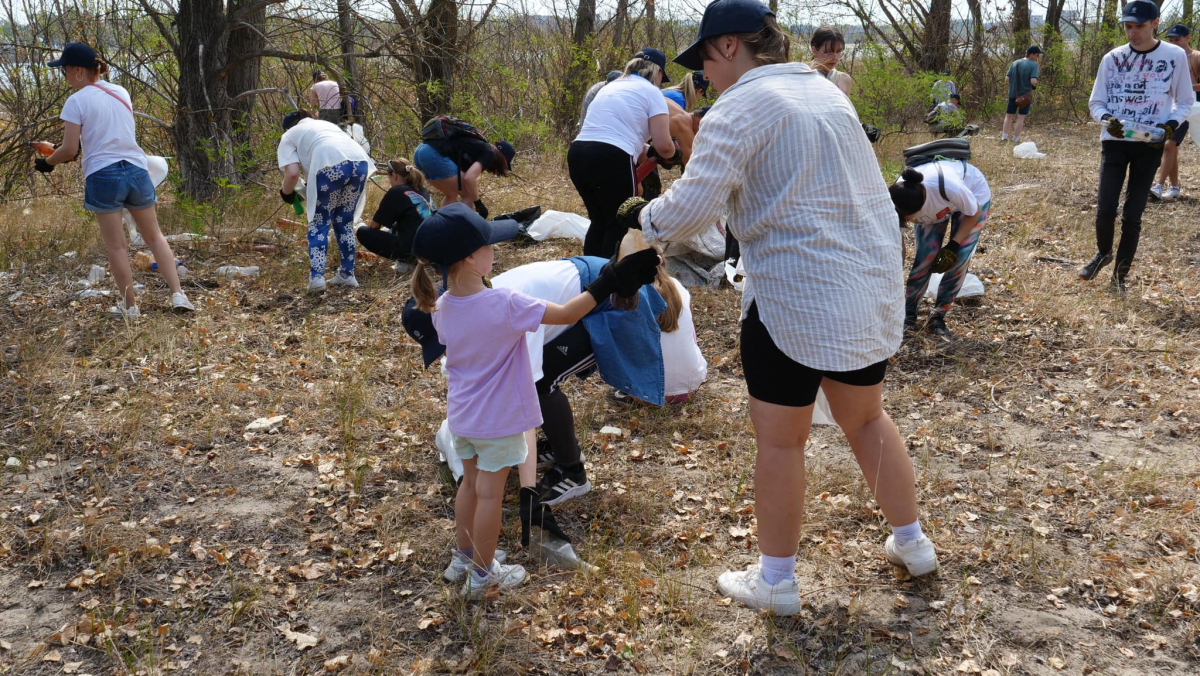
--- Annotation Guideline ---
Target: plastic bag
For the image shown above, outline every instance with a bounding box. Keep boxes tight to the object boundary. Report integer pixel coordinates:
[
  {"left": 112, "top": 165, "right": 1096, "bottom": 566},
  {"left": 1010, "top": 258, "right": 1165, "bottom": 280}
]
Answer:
[
  {"left": 923, "top": 272, "right": 984, "bottom": 299},
  {"left": 812, "top": 388, "right": 835, "bottom": 425},
  {"left": 525, "top": 210, "right": 589, "bottom": 242},
  {"left": 436, "top": 419, "right": 464, "bottom": 482},
  {"left": 1012, "top": 141, "right": 1046, "bottom": 159}
]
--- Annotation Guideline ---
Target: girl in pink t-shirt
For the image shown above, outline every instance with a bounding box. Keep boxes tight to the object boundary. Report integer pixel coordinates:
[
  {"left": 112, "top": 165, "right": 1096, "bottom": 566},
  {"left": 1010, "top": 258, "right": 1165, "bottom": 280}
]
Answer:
[{"left": 410, "top": 202, "right": 658, "bottom": 598}]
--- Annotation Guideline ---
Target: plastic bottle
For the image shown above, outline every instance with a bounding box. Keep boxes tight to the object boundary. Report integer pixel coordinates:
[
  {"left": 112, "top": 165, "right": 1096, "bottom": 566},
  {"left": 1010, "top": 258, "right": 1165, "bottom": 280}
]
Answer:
[
  {"left": 87, "top": 265, "right": 106, "bottom": 285},
  {"left": 150, "top": 258, "right": 182, "bottom": 271},
  {"left": 1117, "top": 119, "right": 1166, "bottom": 143},
  {"left": 29, "top": 141, "right": 54, "bottom": 157},
  {"left": 536, "top": 531, "right": 598, "bottom": 573},
  {"left": 214, "top": 265, "right": 260, "bottom": 278}
]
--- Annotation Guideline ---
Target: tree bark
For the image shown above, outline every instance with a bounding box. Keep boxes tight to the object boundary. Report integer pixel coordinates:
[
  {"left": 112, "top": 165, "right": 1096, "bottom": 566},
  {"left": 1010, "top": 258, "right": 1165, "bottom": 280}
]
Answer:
[
  {"left": 226, "top": 0, "right": 265, "bottom": 180},
  {"left": 646, "top": 0, "right": 656, "bottom": 45},
  {"left": 553, "top": 0, "right": 596, "bottom": 135},
  {"left": 174, "top": 0, "right": 235, "bottom": 200},
  {"left": 967, "top": 0, "right": 986, "bottom": 108},
  {"left": 920, "top": 0, "right": 952, "bottom": 71},
  {"left": 1013, "top": 0, "right": 1031, "bottom": 59},
  {"left": 613, "top": 0, "right": 628, "bottom": 50},
  {"left": 1185, "top": 0, "right": 1194, "bottom": 26},
  {"left": 337, "top": 0, "right": 360, "bottom": 124},
  {"left": 414, "top": 0, "right": 459, "bottom": 122}
]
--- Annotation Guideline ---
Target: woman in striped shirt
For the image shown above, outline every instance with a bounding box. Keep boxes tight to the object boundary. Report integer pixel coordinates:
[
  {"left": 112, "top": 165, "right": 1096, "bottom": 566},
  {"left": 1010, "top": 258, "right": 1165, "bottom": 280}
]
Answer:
[{"left": 628, "top": 0, "right": 938, "bottom": 615}]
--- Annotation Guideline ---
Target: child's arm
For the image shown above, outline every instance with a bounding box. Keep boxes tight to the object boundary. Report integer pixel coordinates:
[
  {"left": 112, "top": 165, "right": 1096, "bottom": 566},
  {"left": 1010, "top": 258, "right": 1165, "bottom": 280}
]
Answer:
[
  {"left": 541, "top": 293, "right": 599, "bottom": 326},
  {"left": 541, "top": 248, "right": 662, "bottom": 326}
]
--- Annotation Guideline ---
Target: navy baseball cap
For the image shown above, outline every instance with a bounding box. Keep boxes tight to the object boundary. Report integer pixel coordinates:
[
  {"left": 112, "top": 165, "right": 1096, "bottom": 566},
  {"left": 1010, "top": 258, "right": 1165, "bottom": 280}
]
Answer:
[
  {"left": 634, "top": 48, "right": 671, "bottom": 82},
  {"left": 1167, "top": 24, "right": 1192, "bottom": 38},
  {"left": 496, "top": 140, "right": 516, "bottom": 169},
  {"left": 47, "top": 42, "right": 99, "bottom": 68},
  {"left": 412, "top": 201, "right": 520, "bottom": 268},
  {"left": 1026, "top": 45, "right": 1045, "bottom": 55},
  {"left": 674, "top": 0, "right": 774, "bottom": 71},
  {"left": 401, "top": 296, "right": 446, "bottom": 368},
  {"left": 1121, "top": 0, "right": 1159, "bottom": 23},
  {"left": 692, "top": 71, "right": 710, "bottom": 94}
]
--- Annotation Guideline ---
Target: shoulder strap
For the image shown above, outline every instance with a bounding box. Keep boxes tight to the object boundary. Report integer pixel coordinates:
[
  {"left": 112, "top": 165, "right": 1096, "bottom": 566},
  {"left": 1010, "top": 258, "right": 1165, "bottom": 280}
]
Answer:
[
  {"left": 87, "top": 83, "right": 133, "bottom": 114},
  {"left": 935, "top": 163, "right": 947, "bottom": 201}
]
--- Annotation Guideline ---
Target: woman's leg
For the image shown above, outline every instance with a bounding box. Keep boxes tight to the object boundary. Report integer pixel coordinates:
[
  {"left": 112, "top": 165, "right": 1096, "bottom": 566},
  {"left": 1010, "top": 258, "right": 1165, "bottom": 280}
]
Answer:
[
  {"left": 454, "top": 457, "right": 479, "bottom": 553},
  {"left": 96, "top": 211, "right": 138, "bottom": 308},
  {"left": 326, "top": 165, "right": 367, "bottom": 277},
  {"left": 749, "top": 397, "right": 814, "bottom": 557},
  {"left": 932, "top": 210, "right": 987, "bottom": 317},
  {"left": 568, "top": 143, "right": 605, "bottom": 257},
  {"left": 904, "top": 221, "right": 947, "bottom": 318},
  {"left": 128, "top": 206, "right": 183, "bottom": 295},
  {"left": 470, "top": 466, "right": 510, "bottom": 570},
  {"left": 429, "top": 177, "right": 462, "bottom": 207},
  {"left": 355, "top": 226, "right": 401, "bottom": 259},
  {"left": 820, "top": 379, "right": 917, "bottom": 527},
  {"left": 307, "top": 214, "right": 331, "bottom": 279}
]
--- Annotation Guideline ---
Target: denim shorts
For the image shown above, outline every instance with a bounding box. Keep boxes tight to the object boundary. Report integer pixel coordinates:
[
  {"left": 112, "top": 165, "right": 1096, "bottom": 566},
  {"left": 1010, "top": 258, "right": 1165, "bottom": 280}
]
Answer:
[
  {"left": 452, "top": 431, "right": 528, "bottom": 473},
  {"left": 84, "top": 161, "right": 157, "bottom": 214},
  {"left": 413, "top": 143, "right": 460, "bottom": 181}
]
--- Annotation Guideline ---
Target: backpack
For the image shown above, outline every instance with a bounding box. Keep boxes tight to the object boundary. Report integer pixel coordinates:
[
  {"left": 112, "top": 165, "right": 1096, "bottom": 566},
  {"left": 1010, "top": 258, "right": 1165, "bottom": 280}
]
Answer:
[
  {"left": 902, "top": 138, "right": 971, "bottom": 200},
  {"left": 420, "top": 115, "right": 493, "bottom": 189}
]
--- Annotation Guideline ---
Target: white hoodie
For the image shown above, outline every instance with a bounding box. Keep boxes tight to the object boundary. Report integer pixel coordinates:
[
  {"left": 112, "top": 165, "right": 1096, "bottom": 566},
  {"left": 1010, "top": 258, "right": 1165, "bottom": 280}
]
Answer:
[{"left": 1089, "top": 40, "right": 1193, "bottom": 141}]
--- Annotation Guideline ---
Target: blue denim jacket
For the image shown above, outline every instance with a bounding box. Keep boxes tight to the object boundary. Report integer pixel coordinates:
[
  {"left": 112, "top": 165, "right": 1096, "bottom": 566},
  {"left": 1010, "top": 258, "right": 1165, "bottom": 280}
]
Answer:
[{"left": 569, "top": 256, "right": 666, "bottom": 405}]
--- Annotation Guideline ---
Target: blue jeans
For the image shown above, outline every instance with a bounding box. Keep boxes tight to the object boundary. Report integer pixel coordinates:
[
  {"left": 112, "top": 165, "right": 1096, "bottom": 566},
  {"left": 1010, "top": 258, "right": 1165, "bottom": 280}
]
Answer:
[
  {"left": 413, "top": 143, "right": 459, "bottom": 181},
  {"left": 84, "top": 161, "right": 156, "bottom": 213},
  {"left": 308, "top": 160, "right": 369, "bottom": 278}
]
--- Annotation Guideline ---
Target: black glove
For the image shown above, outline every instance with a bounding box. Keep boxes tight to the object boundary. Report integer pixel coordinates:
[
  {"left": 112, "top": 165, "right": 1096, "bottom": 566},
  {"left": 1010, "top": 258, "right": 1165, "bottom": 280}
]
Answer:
[
  {"left": 862, "top": 124, "right": 882, "bottom": 144},
  {"left": 648, "top": 140, "right": 682, "bottom": 169},
  {"left": 1102, "top": 114, "right": 1124, "bottom": 137},
  {"left": 34, "top": 158, "right": 54, "bottom": 174},
  {"left": 473, "top": 199, "right": 489, "bottom": 219},
  {"left": 279, "top": 188, "right": 298, "bottom": 205},
  {"left": 932, "top": 240, "right": 961, "bottom": 274},
  {"left": 519, "top": 487, "right": 570, "bottom": 547},
  {"left": 586, "top": 248, "right": 660, "bottom": 303}
]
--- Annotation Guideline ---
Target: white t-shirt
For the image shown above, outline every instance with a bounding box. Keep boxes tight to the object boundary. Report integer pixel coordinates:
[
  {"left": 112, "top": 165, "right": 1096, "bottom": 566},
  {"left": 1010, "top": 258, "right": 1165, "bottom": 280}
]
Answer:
[
  {"left": 492, "top": 260, "right": 580, "bottom": 382},
  {"left": 59, "top": 82, "right": 147, "bottom": 178},
  {"left": 660, "top": 279, "right": 708, "bottom": 397},
  {"left": 575, "top": 74, "right": 669, "bottom": 157},
  {"left": 311, "top": 80, "right": 341, "bottom": 109},
  {"left": 277, "top": 118, "right": 373, "bottom": 222},
  {"left": 907, "top": 160, "right": 991, "bottom": 225}
]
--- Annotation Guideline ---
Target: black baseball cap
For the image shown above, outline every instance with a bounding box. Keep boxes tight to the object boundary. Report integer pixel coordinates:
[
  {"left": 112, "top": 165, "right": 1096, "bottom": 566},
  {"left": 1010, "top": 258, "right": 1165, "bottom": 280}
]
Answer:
[
  {"left": 691, "top": 71, "right": 710, "bottom": 94},
  {"left": 1026, "top": 45, "right": 1045, "bottom": 55},
  {"left": 495, "top": 140, "right": 516, "bottom": 169},
  {"left": 674, "top": 0, "right": 774, "bottom": 71},
  {"left": 634, "top": 48, "right": 671, "bottom": 82},
  {"left": 412, "top": 201, "right": 520, "bottom": 268},
  {"left": 1167, "top": 24, "right": 1192, "bottom": 38},
  {"left": 281, "top": 110, "right": 308, "bottom": 131},
  {"left": 1121, "top": 0, "right": 1159, "bottom": 23},
  {"left": 47, "top": 42, "right": 99, "bottom": 68},
  {"left": 401, "top": 297, "right": 446, "bottom": 368}
]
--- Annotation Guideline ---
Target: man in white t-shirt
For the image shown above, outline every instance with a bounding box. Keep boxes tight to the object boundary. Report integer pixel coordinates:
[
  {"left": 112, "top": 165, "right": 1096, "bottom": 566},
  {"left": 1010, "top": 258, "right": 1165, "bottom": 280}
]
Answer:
[{"left": 307, "top": 71, "right": 342, "bottom": 123}]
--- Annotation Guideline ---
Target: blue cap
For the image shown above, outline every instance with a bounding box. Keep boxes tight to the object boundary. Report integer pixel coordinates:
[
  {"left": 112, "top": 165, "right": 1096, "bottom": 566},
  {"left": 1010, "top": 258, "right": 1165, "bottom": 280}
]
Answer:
[
  {"left": 401, "top": 296, "right": 446, "bottom": 368},
  {"left": 412, "top": 202, "right": 520, "bottom": 268},
  {"left": 692, "top": 71, "right": 710, "bottom": 94},
  {"left": 495, "top": 139, "right": 516, "bottom": 169},
  {"left": 281, "top": 110, "right": 308, "bottom": 130},
  {"left": 1121, "top": 0, "right": 1159, "bottom": 24},
  {"left": 674, "top": 0, "right": 774, "bottom": 71},
  {"left": 634, "top": 47, "right": 671, "bottom": 82},
  {"left": 47, "top": 42, "right": 99, "bottom": 68},
  {"left": 1167, "top": 24, "right": 1191, "bottom": 38}
]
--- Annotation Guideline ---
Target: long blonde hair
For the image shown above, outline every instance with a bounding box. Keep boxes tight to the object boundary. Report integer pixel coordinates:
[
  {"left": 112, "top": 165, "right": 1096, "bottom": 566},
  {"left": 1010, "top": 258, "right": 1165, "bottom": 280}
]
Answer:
[
  {"left": 411, "top": 259, "right": 444, "bottom": 313},
  {"left": 617, "top": 229, "right": 683, "bottom": 332},
  {"left": 664, "top": 76, "right": 698, "bottom": 111},
  {"left": 622, "top": 56, "right": 663, "bottom": 83}
]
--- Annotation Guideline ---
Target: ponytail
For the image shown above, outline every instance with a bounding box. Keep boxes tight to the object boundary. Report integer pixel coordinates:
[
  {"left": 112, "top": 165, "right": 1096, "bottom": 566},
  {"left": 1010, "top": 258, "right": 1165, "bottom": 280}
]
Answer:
[
  {"left": 888, "top": 167, "right": 926, "bottom": 218},
  {"left": 93, "top": 58, "right": 109, "bottom": 77},
  {"left": 653, "top": 266, "right": 683, "bottom": 333},
  {"left": 391, "top": 158, "right": 428, "bottom": 194},
  {"left": 666, "top": 76, "right": 698, "bottom": 111},
  {"left": 411, "top": 259, "right": 440, "bottom": 313}
]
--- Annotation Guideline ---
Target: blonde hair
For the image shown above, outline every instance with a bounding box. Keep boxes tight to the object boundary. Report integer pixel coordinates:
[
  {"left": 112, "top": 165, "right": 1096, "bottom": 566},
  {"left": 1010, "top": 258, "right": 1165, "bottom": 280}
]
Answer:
[
  {"left": 665, "top": 76, "right": 698, "bottom": 111},
  {"left": 616, "top": 229, "right": 683, "bottom": 332},
  {"left": 389, "top": 158, "right": 427, "bottom": 193},
  {"left": 68, "top": 58, "right": 109, "bottom": 78},
  {"left": 410, "top": 259, "right": 442, "bottom": 313},
  {"left": 623, "top": 57, "right": 663, "bottom": 83},
  {"left": 703, "top": 16, "right": 791, "bottom": 67}
]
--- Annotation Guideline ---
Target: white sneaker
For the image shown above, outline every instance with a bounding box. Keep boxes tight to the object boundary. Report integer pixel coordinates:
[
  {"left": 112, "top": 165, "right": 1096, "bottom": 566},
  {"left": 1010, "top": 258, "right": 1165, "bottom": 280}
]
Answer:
[
  {"left": 1165, "top": 185, "right": 1181, "bottom": 201},
  {"left": 108, "top": 302, "right": 141, "bottom": 319},
  {"left": 307, "top": 276, "right": 327, "bottom": 294},
  {"left": 328, "top": 272, "right": 359, "bottom": 288},
  {"left": 171, "top": 292, "right": 195, "bottom": 313},
  {"left": 884, "top": 535, "right": 939, "bottom": 577},
  {"left": 443, "top": 549, "right": 507, "bottom": 582},
  {"left": 1012, "top": 135, "right": 1019, "bottom": 144},
  {"left": 1000, "top": 134, "right": 1008, "bottom": 141},
  {"left": 716, "top": 564, "right": 801, "bottom": 615},
  {"left": 392, "top": 261, "right": 413, "bottom": 274},
  {"left": 1150, "top": 183, "right": 1164, "bottom": 201},
  {"left": 461, "top": 560, "right": 526, "bottom": 598}
]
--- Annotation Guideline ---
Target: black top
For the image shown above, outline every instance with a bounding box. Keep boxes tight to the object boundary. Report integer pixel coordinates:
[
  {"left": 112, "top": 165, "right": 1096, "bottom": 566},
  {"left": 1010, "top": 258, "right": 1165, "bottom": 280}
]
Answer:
[
  {"left": 371, "top": 184, "right": 433, "bottom": 257},
  {"left": 433, "top": 137, "right": 495, "bottom": 173}
]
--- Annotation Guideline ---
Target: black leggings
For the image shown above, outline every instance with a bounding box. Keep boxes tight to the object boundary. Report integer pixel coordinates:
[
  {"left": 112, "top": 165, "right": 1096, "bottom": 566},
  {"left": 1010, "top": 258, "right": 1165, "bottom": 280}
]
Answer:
[
  {"left": 1094, "top": 140, "right": 1164, "bottom": 276},
  {"left": 568, "top": 140, "right": 636, "bottom": 258},
  {"left": 535, "top": 323, "right": 596, "bottom": 468},
  {"left": 354, "top": 225, "right": 413, "bottom": 261}
]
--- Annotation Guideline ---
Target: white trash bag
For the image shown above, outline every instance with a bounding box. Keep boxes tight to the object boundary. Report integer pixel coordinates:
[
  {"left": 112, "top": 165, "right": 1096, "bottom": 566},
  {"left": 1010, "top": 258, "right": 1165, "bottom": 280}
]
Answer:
[
  {"left": 435, "top": 419, "right": 464, "bottom": 482},
  {"left": 526, "top": 210, "right": 589, "bottom": 243},
  {"left": 812, "top": 387, "right": 835, "bottom": 425},
  {"left": 923, "top": 272, "right": 984, "bottom": 299},
  {"left": 1012, "top": 141, "right": 1046, "bottom": 159}
]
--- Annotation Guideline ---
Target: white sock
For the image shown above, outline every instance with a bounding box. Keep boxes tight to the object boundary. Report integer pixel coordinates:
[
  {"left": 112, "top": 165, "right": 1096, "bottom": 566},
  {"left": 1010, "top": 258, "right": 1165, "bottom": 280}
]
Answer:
[
  {"left": 891, "top": 520, "right": 924, "bottom": 547},
  {"left": 759, "top": 553, "right": 796, "bottom": 585},
  {"left": 1000, "top": 133, "right": 1008, "bottom": 140}
]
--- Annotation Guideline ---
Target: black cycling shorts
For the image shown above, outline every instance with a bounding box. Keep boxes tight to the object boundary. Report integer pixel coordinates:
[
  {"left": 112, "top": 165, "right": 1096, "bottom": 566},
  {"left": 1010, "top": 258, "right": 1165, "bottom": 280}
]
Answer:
[
  {"left": 740, "top": 302, "right": 889, "bottom": 408},
  {"left": 1170, "top": 120, "right": 1190, "bottom": 146}
]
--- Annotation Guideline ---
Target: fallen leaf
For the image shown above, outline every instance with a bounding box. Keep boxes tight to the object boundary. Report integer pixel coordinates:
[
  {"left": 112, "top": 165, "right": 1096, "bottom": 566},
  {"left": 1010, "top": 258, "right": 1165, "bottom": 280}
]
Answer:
[
  {"left": 0, "top": 640, "right": 10, "bottom": 651},
  {"left": 276, "top": 624, "right": 320, "bottom": 651},
  {"left": 728, "top": 526, "right": 750, "bottom": 539},
  {"left": 1048, "top": 656, "right": 1066, "bottom": 670},
  {"left": 324, "top": 654, "right": 351, "bottom": 672},
  {"left": 43, "top": 650, "right": 62, "bottom": 662},
  {"left": 956, "top": 659, "right": 981, "bottom": 673}
]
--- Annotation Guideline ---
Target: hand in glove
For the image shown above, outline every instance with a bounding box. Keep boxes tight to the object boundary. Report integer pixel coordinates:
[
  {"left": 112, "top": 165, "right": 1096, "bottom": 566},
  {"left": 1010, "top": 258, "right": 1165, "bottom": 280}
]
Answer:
[
  {"left": 279, "top": 188, "right": 299, "bottom": 205},
  {"left": 932, "top": 240, "right": 962, "bottom": 274},
  {"left": 1150, "top": 120, "right": 1178, "bottom": 149},
  {"left": 474, "top": 199, "right": 489, "bottom": 219},
  {"left": 1102, "top": 114, "right": 1124, "bottom": 137},
  {"left": 648, "top": 140, "right": 682, "bottom": 169},
  {"left": 519, "top": 487, "right": 571, "bottom": 547},
  {"left": 585, "top": 247, "right": 660, "bottom": 303},
  {"left": 616, "top": 196, "right": 649, "bottom": 234},
  {"left": 34, "top": 158, "right": 54, "bottom": 174}
]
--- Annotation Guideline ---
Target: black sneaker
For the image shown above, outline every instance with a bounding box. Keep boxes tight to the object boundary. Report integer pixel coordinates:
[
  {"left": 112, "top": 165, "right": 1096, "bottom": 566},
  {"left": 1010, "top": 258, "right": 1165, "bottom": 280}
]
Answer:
[
  {"left": 1111, "top": 272, "right": 1128, "bottom": 297},
  {"left": 537, "top": 467, "right": 591, "bottom": 506},
  {"left": 903, "top": 313, "right": 918, "bottom": 332},
  {"left": 927, "top": 315, "right": 952, "bottom": 337},
  {"left": 535, "top": 437, "right": 555, "bottom": 471},
  {"left": 1078, "top": 253, "right": 1114, "bottom": 281}
]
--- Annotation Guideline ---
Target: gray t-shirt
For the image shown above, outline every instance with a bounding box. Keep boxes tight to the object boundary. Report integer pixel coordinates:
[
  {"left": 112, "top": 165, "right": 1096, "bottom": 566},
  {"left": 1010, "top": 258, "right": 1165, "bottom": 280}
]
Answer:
[
  {"left": 579, "top": 80, "right": 607, "bottom": 131},
  {"left": 1007, "top": 59, "right": 1039, "bottom": 99}
]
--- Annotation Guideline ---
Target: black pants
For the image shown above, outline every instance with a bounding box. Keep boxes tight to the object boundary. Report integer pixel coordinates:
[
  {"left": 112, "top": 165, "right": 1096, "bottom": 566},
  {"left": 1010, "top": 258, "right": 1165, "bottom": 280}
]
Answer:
[
  {"left": 354, "top": 226, "right": 413, "bottom": 261},
  {"left": 568, "top": 140, "right": 636, "bottom": 258},
  {"left": 535, "top": 323, "right": 596, "bottom": 468},
  {"left": 1095, "top": 140, "right": 1164, "bottom": 277}
]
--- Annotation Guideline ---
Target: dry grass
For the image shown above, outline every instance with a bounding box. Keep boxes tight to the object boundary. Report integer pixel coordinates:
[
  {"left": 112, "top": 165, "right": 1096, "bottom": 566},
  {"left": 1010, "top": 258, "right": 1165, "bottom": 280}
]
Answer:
[{"left": 0, "top": 124, "right": 1198, "bottom": 675}]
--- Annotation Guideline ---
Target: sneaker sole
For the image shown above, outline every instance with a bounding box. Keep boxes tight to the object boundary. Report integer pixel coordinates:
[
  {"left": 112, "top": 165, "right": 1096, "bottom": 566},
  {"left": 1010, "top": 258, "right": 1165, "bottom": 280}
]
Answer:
[
  {"left": 886, "top": 553, "right": 939, "bottom": 577},
  {"left": 716, "top": 581, "right": 801, "bottom": 616},
  {"left": 443, "top": 551, "right": 508, "bottom": 582},
  {"left": 541, "top": 479, "right": 591, "bottom": 507}
]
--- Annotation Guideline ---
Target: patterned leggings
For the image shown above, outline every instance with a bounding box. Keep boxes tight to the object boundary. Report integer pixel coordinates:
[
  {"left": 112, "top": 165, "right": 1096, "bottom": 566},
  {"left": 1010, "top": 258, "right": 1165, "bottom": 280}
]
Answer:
[
  {"left": 905, "top": 201, "right": 990, "bottom": 318},
  {"left": 308, "top": 160, "right": 370, "bottom": 278}
]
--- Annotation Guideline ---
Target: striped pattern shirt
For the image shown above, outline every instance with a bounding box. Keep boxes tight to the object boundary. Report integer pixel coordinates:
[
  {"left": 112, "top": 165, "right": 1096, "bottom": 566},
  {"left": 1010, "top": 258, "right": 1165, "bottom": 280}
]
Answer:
[{"left": 640, "top": 63, "right": 903, "bottom": 371}]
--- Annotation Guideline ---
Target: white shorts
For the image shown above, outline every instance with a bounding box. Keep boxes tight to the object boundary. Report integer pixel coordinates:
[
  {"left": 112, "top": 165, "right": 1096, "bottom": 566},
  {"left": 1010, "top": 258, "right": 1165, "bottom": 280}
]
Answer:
[{"left": 452, "top": 431, "right": 528, "bottom": 473}]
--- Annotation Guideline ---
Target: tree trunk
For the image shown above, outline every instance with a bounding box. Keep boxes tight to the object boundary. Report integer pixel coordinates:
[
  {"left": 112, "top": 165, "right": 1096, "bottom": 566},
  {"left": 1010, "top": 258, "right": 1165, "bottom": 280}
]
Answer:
[
  {"left": 968, "top": 0, "right": 986, "bottom": 108},
  {"left": 337, "top": 0, "right": 360, "bottom": 124},
  {"left": 646, "top": 0, "right": 656, "bottom": 45},
  {"left": 1012, "top": 0, "right": 1031, "bottom": 59},
  {"left": 415, "top": 0, "right": 458, "bottom": 122},
  {"left": 553, "top": 0, "right": 596, "bottom": 135},
  {"left": 920, "top": 0, "right": 952, "bottom": 71},
  {"left": 1044, "top": 0, "right": 1066, "bottom": 44},
  {"left": 614, "top": 0, "right": 628, "bottom": 50},
  {"left": 174, "top": 0, "right": 235, "bottom": 200},
  {"left": 1186, "top": 0, "right": 1194, "bottom": 26},
  {"left": 226, "top": 0, "right": 265, "bottom": 180}
]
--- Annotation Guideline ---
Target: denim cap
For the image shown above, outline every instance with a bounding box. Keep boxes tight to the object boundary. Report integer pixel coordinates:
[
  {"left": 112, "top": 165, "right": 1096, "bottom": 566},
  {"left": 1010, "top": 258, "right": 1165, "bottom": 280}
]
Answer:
[
  {"left": 401, "top": 296, "right": 446, "bottom": 368},
  {"left": 673, "top": 0, "right": 774, "bottom": 71},
  {"left": 1121, "top": 0, "right": 1159, "bottom": 23},
  {"left": 412, "top": 201, "right": 520, "bottom": 268},
  {"left": 634, "top": 47, "right": 671, "bottom": 82},
  {"left": 1167, "top": 24, "right": 1191, "bottom": 38},
  {"left": 48, "top": 42, "right": 99, "bottom": 68}
]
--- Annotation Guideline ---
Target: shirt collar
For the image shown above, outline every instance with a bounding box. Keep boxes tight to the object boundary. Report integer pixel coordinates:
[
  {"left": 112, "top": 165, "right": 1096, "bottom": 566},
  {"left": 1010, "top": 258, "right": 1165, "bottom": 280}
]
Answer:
[{"left": 723, "top": 62, "right": 815, "bottom": 96}]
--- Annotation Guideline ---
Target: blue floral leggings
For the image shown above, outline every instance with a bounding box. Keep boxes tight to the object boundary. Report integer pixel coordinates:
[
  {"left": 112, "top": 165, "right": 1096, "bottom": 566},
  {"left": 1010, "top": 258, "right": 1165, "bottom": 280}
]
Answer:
[
  {"left": 308, "top": 160, "right": 370, "bottom": 279},
  {"left": 905, "top": 201, "right": 990, "bottom": 318}
]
